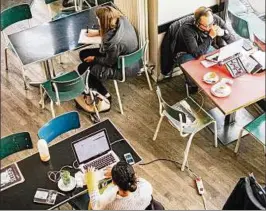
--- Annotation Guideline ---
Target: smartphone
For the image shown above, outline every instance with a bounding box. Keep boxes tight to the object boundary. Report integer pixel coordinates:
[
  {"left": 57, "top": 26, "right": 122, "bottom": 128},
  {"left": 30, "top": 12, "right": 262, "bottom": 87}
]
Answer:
[
  {"left": 242, "top": 40, "right": 253, "bottom": 51},
  {"left": 124, "top": 153, "right": 135, "bottom": 165}
]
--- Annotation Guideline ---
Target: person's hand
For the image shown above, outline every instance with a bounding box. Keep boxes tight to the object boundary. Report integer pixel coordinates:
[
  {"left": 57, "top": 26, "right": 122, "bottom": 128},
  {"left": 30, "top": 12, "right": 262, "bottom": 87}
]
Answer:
[
  {"left": 87, "top": 29, "right": 100, "bottom": 37},
  {"left": 209, "top": 25, "right": 217, "bottom": 39},
  {"left": 84, "top": 56, "right": 95, "bottom": 63},
  {"left": 215, "top": 25, "right": 225, "bottom": 36},
  {"left": 103, "top": 167, "right": 112, "bottom": 179},
  {"left": 85, "top": 167, "right": 98, "bottom": 191}
]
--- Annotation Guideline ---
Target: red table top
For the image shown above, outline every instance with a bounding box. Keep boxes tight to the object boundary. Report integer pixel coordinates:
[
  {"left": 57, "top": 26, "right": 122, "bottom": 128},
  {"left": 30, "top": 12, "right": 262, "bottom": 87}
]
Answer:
[{"left": 181, "top": 58, "right": 265, "bottom": 115}]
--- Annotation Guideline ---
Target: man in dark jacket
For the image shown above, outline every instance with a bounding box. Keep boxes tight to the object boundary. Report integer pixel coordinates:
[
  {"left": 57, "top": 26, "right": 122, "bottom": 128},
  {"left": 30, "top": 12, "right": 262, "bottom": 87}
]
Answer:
[{"left": 161, "top": 6, "right": 236, "bottom": 93}]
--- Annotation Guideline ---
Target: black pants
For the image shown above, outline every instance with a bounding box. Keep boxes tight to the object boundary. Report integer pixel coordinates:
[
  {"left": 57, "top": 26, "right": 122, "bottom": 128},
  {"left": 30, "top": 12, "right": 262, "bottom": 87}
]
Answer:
[{"left": 78, "top": 48, "right": 108, "bottom": 96}]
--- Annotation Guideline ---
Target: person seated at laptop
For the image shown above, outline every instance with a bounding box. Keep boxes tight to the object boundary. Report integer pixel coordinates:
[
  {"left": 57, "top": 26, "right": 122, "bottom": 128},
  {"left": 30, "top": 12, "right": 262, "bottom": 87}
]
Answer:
[
  {"left": 174, "top": 6, "right": 236, "bottom": 93},
  {"left": 76, "top": 6, "right": 140, "bottom": 112},
  {"left": 86, "top": 161, "right": 153, "bottom": 210}
]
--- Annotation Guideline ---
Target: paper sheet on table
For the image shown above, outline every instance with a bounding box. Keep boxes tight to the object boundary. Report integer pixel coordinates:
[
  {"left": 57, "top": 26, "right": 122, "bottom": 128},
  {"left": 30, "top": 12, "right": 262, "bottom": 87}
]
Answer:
[
  {"left": 78, "top": 29, "right": 102, "bottom": 44},
  {"left": 251, "top": 50, "right": 265, "bottom": 69},
  {"left": 201, "top": 60, "right": 217, "bottom": 68}
]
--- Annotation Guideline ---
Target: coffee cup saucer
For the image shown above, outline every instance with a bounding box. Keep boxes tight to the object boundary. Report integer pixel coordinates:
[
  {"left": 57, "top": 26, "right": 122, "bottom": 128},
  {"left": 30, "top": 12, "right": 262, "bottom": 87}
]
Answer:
[{"left": 58, "top": 176, "right": 76, "bottom": 192}]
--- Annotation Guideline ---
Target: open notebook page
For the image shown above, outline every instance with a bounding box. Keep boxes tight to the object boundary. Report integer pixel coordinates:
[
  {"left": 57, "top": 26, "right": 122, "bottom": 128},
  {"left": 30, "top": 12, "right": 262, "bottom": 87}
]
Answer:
[{"left": 78, "top": 29, "right": 102, "bottom": 44}]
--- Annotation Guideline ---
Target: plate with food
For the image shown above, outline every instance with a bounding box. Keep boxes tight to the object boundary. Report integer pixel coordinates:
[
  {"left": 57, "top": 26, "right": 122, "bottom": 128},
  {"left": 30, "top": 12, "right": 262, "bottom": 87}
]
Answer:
[
  {"left": 203, "top": 72, "right": 219, "bottom": 84},
  {"left": 211, "top": 83, "right": 231, "bottom": 98}
]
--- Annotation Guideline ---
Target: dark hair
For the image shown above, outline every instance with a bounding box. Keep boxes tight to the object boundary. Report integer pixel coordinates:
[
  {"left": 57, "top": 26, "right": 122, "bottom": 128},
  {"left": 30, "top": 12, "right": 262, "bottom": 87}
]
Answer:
[{"left": 111, "top": 161, "right": 137, "bottom": 192}]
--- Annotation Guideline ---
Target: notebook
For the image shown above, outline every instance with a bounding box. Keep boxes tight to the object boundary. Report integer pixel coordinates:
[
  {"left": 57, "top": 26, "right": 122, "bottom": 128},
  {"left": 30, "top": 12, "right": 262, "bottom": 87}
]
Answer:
[{"left": 78, "top": 29, "right": 102, "bottom": 44}]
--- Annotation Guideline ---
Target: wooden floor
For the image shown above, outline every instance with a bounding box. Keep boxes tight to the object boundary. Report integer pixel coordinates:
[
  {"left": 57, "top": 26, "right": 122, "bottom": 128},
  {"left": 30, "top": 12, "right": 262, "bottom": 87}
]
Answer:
[{"left": 1, "top": 1, "right": 265, "bottom": 210}]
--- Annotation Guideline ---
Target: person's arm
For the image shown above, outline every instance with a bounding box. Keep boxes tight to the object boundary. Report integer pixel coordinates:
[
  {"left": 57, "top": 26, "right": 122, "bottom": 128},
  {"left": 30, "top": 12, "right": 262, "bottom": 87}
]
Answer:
[
  {"left": 94, "top": 45, "right": 120, "bottom": 67},
  {"left": 181, "top": 27, "right": 213, "bottom": 58},
  {"left": 86, "top": 169, "right": 117, "bottom": 210},
  {"left": 87, "top": 29, "right": 100, "bottom": 37},
  {"left": 215, "top": 16, "right": 236, "bottom": 44}
]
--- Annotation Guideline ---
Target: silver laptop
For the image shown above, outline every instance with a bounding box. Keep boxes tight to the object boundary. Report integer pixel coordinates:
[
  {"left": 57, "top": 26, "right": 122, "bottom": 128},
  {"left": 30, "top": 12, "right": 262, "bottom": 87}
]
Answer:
[{"left": 71, "top": 129, "right": 120, "bottom": 173}]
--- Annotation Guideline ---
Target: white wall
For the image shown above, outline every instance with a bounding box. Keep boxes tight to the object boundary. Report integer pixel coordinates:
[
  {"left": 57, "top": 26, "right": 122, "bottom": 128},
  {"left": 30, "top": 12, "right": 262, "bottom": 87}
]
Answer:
[{"left": 158, "top": 0, "right": 218, "bottom": 25}]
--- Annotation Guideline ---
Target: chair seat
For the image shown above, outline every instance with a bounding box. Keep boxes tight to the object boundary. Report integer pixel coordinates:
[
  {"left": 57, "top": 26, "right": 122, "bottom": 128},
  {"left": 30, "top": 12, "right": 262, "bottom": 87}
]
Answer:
[
  {"left": 245, "top": 113, "right": 265, "bottom": 145},
  {"left": 42, "top": 71, "right": 85, "bottom": 102},
  {"left": 166, "top": 97, "right": 214, "bottom": 134}
]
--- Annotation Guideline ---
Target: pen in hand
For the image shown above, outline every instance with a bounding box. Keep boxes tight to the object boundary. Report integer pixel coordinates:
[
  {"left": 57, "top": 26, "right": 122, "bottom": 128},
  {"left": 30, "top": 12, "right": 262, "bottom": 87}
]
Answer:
[{"left": 86, "top": 25, "right": 89, "bottom": 34}]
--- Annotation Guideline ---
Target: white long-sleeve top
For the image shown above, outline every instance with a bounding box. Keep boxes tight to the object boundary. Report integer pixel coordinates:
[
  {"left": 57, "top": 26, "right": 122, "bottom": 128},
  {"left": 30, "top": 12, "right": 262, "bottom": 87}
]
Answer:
[{"left": 89, "top": 178, "right": 153, "bottom": 210}]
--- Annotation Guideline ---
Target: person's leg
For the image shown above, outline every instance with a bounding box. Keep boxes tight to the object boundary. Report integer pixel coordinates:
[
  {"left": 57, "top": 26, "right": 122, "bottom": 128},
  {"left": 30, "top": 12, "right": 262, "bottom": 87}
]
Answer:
[
  {"left": 207, "top": 46, "right": 216, "bottom": 53},
  {"left": 77, "top": 62, "right": 91, "bottom": 75},
  {"left": 176, "top": 54, "right": 198, "bottom": 93},
  {"left": 88, "top": 74, "right": 108, "bottom": 96},
  {"left": 79, "top": 48, "right": 101, "bottom": 62}
]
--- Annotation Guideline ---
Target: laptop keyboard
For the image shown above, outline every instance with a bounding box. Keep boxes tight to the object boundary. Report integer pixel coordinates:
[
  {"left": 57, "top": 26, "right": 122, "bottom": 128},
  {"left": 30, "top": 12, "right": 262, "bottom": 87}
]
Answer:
[{"left": 83, "top": 153, "right": 116, "bottom": 170}]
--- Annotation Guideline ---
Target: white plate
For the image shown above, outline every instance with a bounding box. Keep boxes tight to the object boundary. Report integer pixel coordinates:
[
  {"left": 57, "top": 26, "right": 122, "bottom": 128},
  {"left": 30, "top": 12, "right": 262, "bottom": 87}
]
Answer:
[
  {"left": 211, "top": 83, "right": 231, "bottom": 98},
  {"left": 203, "top": 72, "right": 219, "bottom": 84},
  {"left": 58, "top": 176, "right": 76, "bottom": 192}
]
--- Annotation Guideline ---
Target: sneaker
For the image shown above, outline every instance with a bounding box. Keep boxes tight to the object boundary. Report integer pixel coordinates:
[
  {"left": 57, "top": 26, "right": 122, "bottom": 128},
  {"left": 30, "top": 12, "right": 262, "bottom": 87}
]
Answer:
[
  {"left": 62, "top": 0, "right": 74, "bottom": 7},
  {"left": 188, "top": 85, "right": 198, "bottom": 94}
]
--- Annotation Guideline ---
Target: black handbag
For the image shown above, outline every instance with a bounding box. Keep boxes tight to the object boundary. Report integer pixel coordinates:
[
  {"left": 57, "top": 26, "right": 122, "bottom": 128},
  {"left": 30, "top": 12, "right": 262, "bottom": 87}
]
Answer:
[{"left": 223, "top": 174, "right": 266, "bottom": 210}]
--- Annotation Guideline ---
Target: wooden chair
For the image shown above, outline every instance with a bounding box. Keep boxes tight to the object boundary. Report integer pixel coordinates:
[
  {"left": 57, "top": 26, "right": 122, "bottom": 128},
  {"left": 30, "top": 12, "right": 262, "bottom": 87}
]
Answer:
[
  {"left": 1, "top": 132, "right": 33, "bottom": 159},
  {"left": 0, "top": 4, "right": 33, "bottom": 89},
  {"left": 235, "top": 113, "right": 265, "bottom": 154},
  {"left": 114, "top": 40, "right": 153, "bottom": 114},
  {"left": 153, "top": 86, "right": 217, "bottom": 171}
]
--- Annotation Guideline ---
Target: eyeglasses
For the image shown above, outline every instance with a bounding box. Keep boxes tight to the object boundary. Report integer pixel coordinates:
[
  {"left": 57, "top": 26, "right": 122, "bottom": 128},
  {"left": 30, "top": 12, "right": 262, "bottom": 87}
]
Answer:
[{"left": 198, "top": 21, "right": 214, "bottom": 29}]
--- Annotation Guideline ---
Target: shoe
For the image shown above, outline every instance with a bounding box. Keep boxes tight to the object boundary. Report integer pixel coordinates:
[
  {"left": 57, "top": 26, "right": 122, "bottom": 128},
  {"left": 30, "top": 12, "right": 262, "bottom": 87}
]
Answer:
[
  {"left": 107, "top": 96, "right": 112, "bottom": 104},
  {"left": 188, "top": 85, "right": 198, "bottom": 95},
  {"left": 62, "top": 0, "right": 74, "bottom": 7},
  {"left": 75, "top": 94, "right": 111, "bottom": 113}
]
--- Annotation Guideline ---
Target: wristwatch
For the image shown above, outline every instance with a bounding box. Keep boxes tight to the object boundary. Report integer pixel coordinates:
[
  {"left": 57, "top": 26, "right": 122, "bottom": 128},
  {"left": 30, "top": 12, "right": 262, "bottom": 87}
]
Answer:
[{"left": 224, "top": 30, "right": 229, "bottom": 36}]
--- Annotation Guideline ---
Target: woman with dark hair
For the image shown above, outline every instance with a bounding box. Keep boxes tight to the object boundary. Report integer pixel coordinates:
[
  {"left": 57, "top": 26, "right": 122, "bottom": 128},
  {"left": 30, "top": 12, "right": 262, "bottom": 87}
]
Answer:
[
  {"left": 86, "top": 161, "right": 153, "bottom": 210},
  {"left": 76, "top": 5, "right": 140, "bottom": 112}
]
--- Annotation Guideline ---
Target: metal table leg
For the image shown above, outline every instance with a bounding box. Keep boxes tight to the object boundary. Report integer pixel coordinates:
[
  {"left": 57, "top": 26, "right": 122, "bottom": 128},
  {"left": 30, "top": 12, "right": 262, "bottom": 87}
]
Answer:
[
  {"left": 29, "top": 60, "right": 53, "bottom": 87},
  {"left": 208, "top": 107, "right": 255, "bottom": 145}
]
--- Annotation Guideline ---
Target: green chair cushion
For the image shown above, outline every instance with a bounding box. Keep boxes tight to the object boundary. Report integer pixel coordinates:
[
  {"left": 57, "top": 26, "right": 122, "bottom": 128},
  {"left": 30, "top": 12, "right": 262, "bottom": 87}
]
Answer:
[
  {"left": 42, "top": 71, "right": 85, "bottom": 102},
  {"left": 245, "top": 113, "right": 265, "bottom": 145}
]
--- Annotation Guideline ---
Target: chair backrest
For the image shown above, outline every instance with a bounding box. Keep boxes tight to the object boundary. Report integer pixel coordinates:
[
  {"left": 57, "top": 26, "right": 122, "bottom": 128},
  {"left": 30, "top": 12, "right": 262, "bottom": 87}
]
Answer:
[
  {"left": 117, "top": 41, "right": 148, "bottom": 69},
  {"left": 0, "top": 132, "right": 33, "bottom": 159},
  {"left": 156, "top": 86, "right": 187, "bottom": 124},
  {"left": 1, "top": 4, "right": 32, "bottom": 31},
  {"left": 38, "top": 111, "right": 80, "bottom": 144},
  {"left": 52, "top": 71, "right": 85, "bottom": 93}
]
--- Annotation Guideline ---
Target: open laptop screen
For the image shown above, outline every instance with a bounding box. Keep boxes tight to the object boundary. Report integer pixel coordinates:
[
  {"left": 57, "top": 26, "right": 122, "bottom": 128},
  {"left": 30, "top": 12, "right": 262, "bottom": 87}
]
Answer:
[{"left": 72, "top": 129, "right": 110, "bottom": 164}]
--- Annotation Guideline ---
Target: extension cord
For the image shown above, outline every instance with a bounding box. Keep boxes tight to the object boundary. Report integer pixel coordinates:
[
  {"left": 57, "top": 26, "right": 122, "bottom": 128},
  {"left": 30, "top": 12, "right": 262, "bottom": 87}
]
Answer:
[{"left": 195, "top": 177, "right": 205, "bottom": 195}]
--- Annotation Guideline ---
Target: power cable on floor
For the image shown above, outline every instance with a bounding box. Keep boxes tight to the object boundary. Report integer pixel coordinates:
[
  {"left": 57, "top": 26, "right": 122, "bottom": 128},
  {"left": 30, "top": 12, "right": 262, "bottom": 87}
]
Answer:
[{"left": 139, "top": 158, "right": 207, "bottom": 210}]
